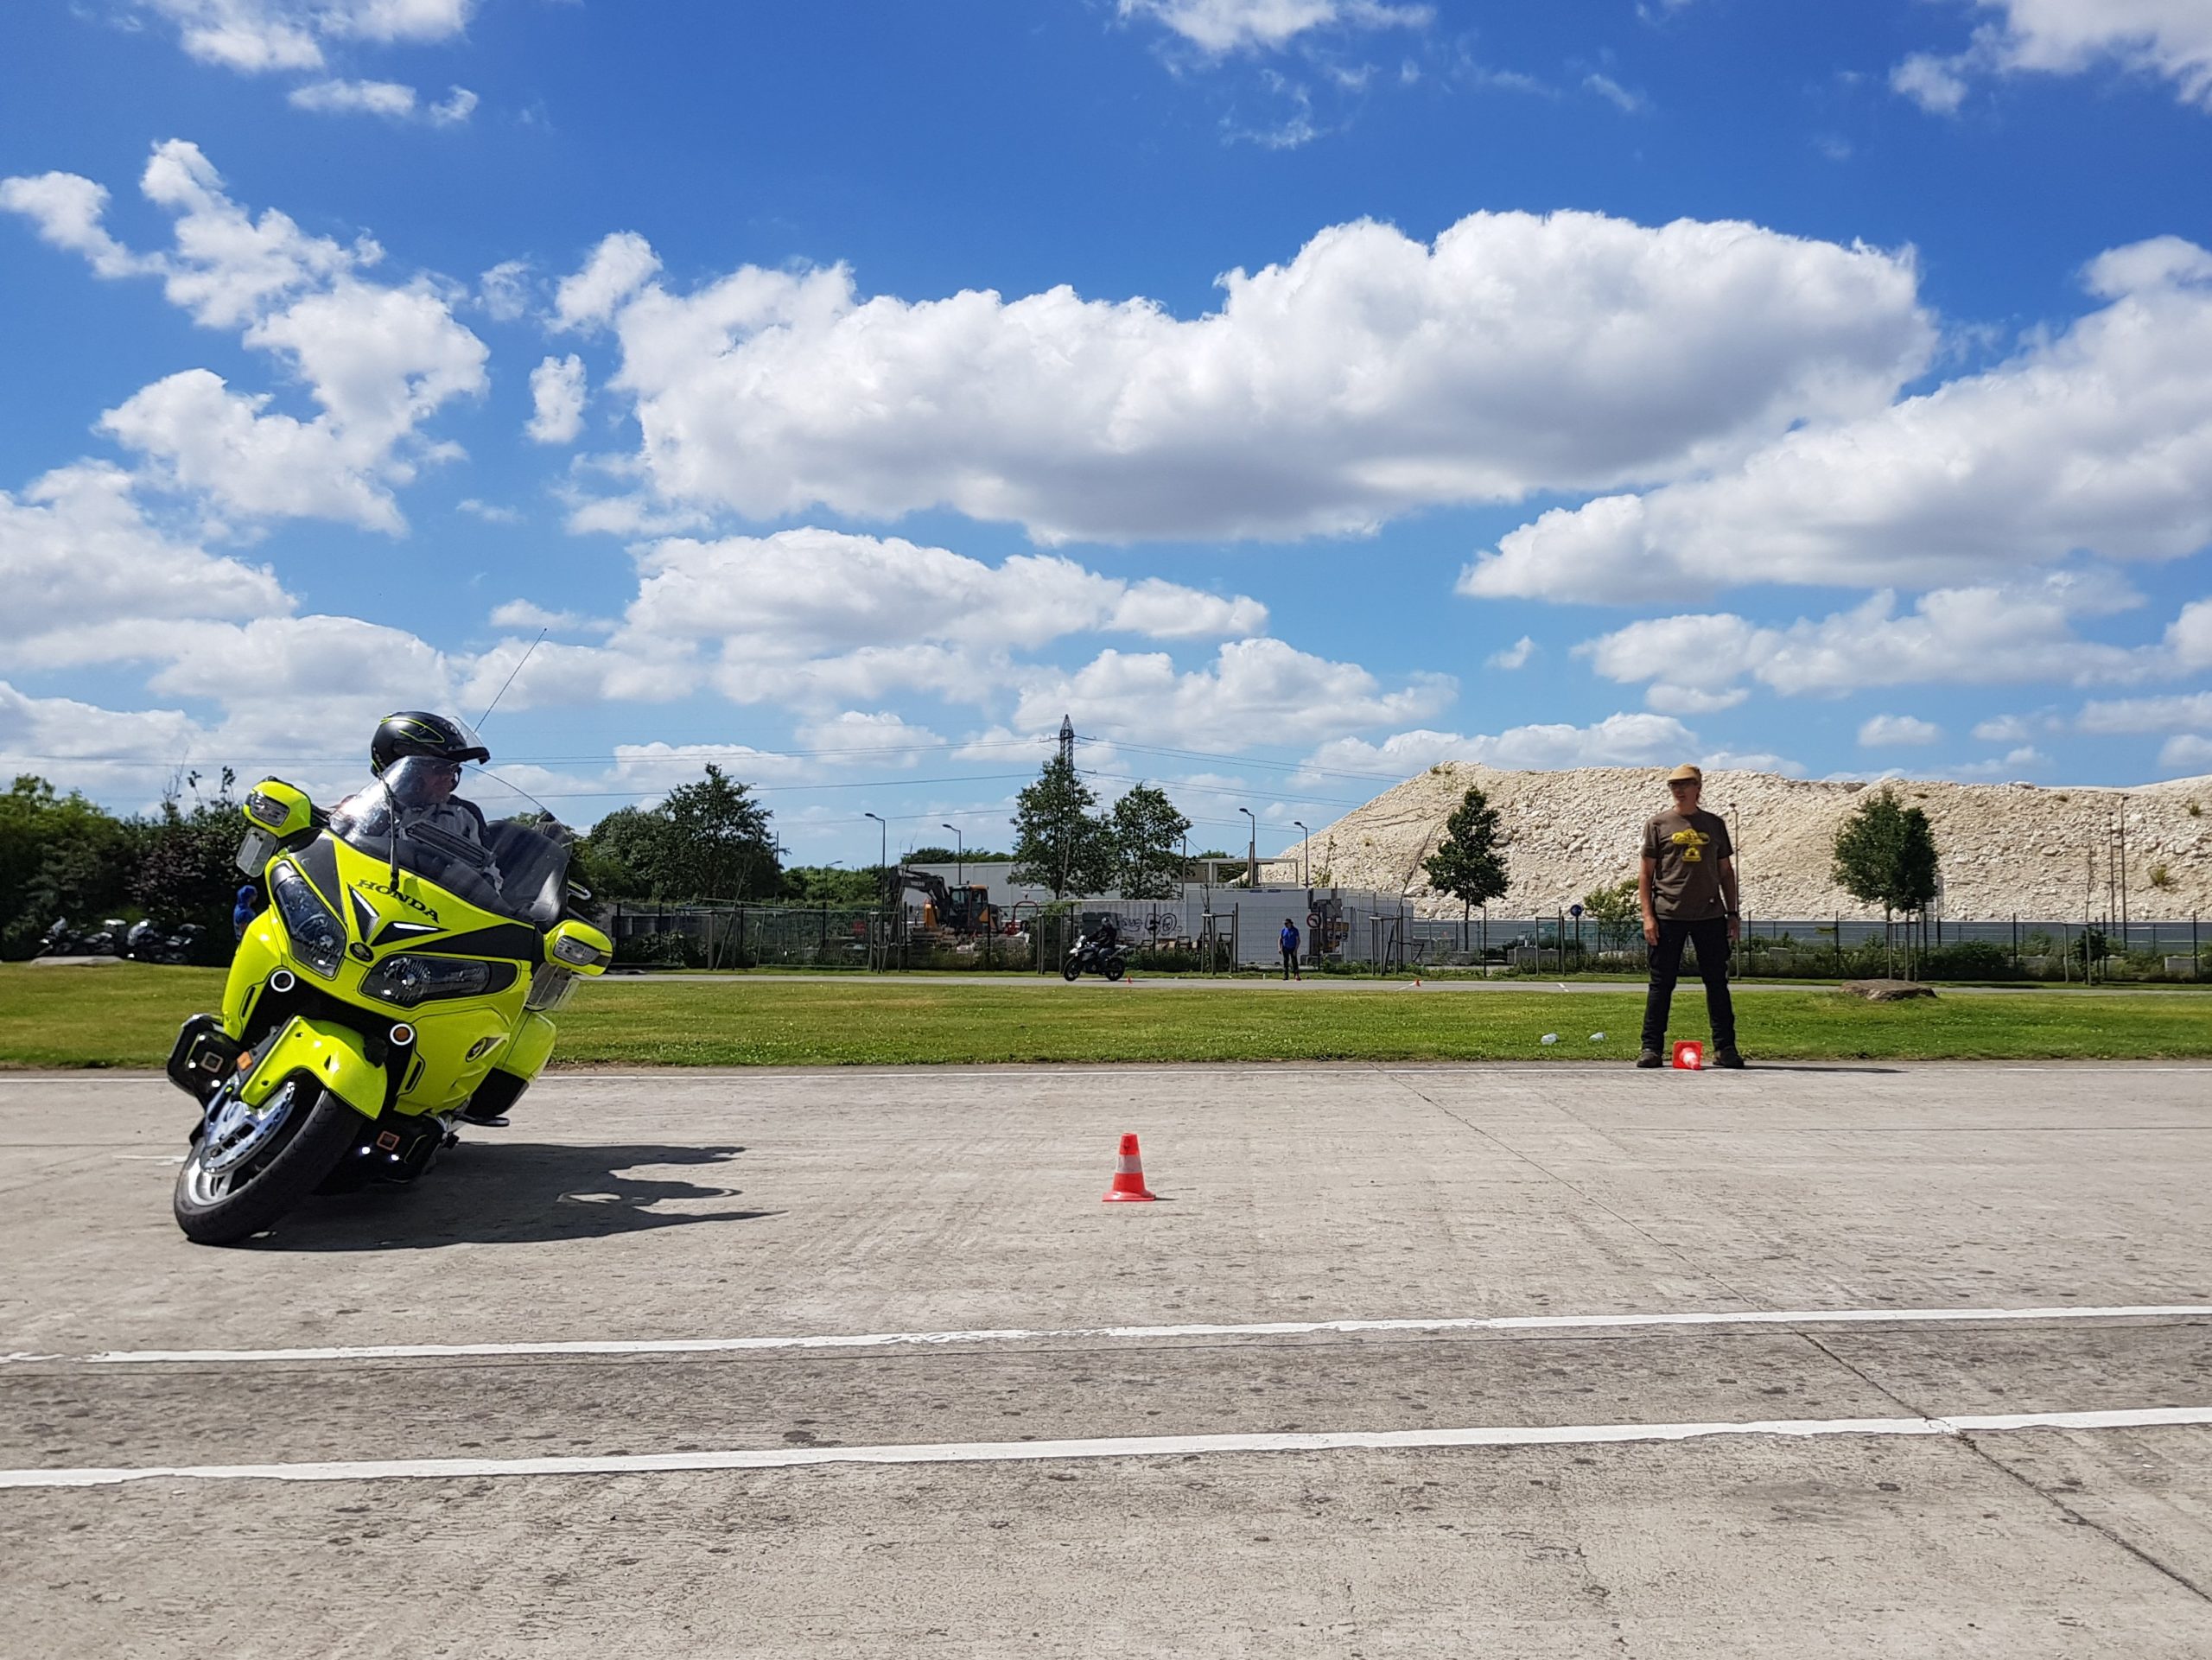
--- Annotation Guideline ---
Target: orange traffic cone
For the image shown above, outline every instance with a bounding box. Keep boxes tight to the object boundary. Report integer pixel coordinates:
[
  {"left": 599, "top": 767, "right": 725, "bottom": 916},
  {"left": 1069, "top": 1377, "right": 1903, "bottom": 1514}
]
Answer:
[
  {"left": 1672, "top": 1040, "right": 1704, "bottom": 1071},
  {"left": 1102, "top": 1133, "right": 1157, "bottom": 1203}
]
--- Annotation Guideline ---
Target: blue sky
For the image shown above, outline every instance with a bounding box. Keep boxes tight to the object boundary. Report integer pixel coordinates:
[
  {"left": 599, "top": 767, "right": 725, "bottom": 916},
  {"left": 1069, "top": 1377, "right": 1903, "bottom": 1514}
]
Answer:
[{"left": 3, "top": 0, "right": 2210, "bottom": 862}]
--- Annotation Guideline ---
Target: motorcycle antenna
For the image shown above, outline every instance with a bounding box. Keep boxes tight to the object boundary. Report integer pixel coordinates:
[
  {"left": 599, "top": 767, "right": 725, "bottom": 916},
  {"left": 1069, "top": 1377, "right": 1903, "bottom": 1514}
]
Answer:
[{"left": 475, "top": 628, "right": 547, "bottom": 729}]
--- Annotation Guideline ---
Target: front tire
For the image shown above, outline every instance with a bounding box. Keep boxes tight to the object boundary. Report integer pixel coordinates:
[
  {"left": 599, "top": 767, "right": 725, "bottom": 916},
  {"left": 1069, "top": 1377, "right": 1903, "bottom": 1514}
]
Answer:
[
  {"left": 1061, "top": 957, "right": 1083, "bottom": 982},
  {"left": 173, "top": 1079, "right": 363, "bottom": 1246}
]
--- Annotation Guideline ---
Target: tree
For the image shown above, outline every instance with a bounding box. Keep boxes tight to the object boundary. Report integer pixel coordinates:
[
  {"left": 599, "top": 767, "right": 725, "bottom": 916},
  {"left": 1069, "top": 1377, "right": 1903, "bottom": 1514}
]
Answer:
[
  {"left": 1580, "top": 875, "right": 1641, "bottom": 951},
  {"left": 906, "top": 845, "right": 1014, "bottom": 865},
  {"left": 576, "top": 805, "right": 671, "bottom": 900},
  {"left": 1009, "top": 754, "right": 1115, "bottom": 899},
  {"left": 1109, "top": 785, "right": 1192, "bottom": 900},
  {"left": 575, "top": 768, "right": 779, "bottom": 902},
  {"left": 130, "top": 771, "right": 243, "bottom": 959},
  {"left": 1424, "top": 786, "right": 1510, "bottom": 945},
  {"left": 658, "top": 765, "right": 779, "bottom": 900},
  {"left": 1832, "top": 787, "right": 1940, "bottom": 973},
  {"left": 779, "top": 864, "right": 880, "bottom": 905},
  {"left": 0, "top": 774, "right": 147, "bottom": 958}
]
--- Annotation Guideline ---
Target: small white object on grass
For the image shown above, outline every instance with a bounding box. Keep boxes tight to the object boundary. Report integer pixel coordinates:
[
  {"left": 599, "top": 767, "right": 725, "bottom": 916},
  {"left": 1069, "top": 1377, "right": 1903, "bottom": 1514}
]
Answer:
[
  {"left": 1590, "top": 1033, "right": 1605, "bottom": 1041},
  {"left": 1540, "top": 1033, "right": 1559, "bottom": 1045}
]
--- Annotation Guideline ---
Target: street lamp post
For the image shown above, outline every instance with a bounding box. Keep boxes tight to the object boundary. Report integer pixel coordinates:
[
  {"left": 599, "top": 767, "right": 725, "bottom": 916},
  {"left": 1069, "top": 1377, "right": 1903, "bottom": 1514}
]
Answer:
[
  {"left": 942, "top": 823, "right": 963, "bottom": 889},
  {"left": 863, "top": 811, "right": 887, "bottom": 973},
  {"left": 1294, "top": 820, "right": 1309, "bottom": 892},
  {"left": 862, "top": 811, "right": 886, "bottom": 882},
  {"left": 1238, "top": 806, "right": 1255, "bottom": 887}
]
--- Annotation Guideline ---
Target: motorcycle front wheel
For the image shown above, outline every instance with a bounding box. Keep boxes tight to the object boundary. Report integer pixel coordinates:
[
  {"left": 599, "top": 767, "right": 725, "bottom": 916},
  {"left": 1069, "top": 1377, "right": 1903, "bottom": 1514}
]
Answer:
[
  {"left": 173, "top": 1078, "right": 363, "bottom": 1246},
  {"left": 1061, "top": 957, "right": 1083, "bottom": 982}
]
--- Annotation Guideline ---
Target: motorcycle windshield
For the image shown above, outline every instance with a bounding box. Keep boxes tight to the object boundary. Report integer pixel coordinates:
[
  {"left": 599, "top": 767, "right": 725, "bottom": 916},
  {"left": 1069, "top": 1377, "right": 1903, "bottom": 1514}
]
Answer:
[{"left": 327, "top": 757, "right": 575, "bottom": 926}]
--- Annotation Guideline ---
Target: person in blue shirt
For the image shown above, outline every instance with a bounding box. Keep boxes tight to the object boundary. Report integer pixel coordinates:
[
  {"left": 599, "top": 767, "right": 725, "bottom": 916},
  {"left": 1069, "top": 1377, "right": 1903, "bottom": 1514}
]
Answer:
[
  {"left": 232, "top": 883, "right": 258, "bottom": 943},
  {"left": 1280, "top": 918, "right": 1301, "bottom": 981}
]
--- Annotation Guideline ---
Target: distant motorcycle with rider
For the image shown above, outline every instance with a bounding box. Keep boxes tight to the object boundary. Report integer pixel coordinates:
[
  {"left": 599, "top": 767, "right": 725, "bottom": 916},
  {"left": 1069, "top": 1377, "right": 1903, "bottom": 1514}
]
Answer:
[{"left": 1063, "top": 917, "right": 1127, "bottom": 982}]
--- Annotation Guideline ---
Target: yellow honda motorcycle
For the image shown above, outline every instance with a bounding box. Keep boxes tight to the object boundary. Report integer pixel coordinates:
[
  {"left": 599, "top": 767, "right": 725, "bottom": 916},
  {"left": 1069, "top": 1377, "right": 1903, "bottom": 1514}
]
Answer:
[{"left": 165, "top": 756, "right": 612, "bottom": 1244}]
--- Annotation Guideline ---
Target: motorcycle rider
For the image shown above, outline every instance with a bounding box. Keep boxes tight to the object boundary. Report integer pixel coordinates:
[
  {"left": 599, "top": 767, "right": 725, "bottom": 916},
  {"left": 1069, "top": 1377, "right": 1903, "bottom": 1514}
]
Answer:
[{"left": 332, "top": 712, "right": 500, "bottom": 887}]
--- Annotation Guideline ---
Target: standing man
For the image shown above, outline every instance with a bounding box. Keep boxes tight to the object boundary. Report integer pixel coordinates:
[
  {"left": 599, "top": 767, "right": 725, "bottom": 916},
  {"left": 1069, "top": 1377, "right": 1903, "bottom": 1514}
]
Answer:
[
  {"left": 1280, "top": 917, "right": 1301, "bottom": 981},
  {"left": 1637, "top": 764, "right": 1745, "bottom": 1069}
]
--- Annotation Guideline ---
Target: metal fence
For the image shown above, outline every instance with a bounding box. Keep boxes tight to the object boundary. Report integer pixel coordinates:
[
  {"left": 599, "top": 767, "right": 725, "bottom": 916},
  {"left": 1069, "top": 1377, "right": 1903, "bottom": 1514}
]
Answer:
[
  {"left": 604, "top": 900, "right": 2203, "bottom": 982},
  {"left": 1402, "top": 913, "right": 2207, "bottom": 983},
  {"left": 609, "top": 901, "right": 883, "bottom": 970}
]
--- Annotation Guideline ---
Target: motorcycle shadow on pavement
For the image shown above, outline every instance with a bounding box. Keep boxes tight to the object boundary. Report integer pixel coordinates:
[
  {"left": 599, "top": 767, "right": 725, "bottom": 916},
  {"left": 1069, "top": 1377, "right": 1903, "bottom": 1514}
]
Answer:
[{"left": 263, "top": 1142, "right": 776, "bottom": 1251}]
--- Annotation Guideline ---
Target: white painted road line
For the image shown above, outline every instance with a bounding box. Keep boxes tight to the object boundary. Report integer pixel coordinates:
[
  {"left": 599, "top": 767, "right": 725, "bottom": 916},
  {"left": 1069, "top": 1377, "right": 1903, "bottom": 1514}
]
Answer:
[
  {"left": 6, "top": 1406, "right": 2209, "bottom": 1491},
  {"left": 13, "top": 1301, "right": 2208, "bottom": 1369}
]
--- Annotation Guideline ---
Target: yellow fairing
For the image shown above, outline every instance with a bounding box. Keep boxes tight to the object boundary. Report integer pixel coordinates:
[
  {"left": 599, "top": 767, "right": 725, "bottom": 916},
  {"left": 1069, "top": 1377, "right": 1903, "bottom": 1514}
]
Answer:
[
  {"left": 505, "top": 1010, "right": 559, "bottom": 1076},
  {"left": 223, "top": 824, "right": 575, "bottom": 1120},
  {"left": 241, "top": 1015, "right": 385, "bottom": 1121}
]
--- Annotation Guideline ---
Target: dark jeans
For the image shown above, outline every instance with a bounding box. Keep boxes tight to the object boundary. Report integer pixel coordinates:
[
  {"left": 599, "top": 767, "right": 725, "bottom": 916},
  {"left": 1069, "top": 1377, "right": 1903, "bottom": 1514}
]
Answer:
[
  {"left": 1642, "top": 916, "right": 1736, "bottom": 1052},
  {"left": 1281, "top": 947, "right": 1300, "bottom": 980}
]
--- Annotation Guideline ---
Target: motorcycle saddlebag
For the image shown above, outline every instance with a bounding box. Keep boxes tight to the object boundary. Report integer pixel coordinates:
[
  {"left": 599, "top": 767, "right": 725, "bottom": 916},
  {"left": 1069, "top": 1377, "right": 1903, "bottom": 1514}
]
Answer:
[{"left": 166, "top": 1014, "right": 245, "bottom": 1104}]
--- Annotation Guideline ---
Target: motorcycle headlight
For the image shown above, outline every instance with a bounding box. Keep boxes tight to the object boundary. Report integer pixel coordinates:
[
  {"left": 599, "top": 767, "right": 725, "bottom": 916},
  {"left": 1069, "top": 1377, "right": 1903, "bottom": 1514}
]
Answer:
[
  {"left": 360, "top": 954, "right": 493, "bottom": 1008},
  {"left": 270, "top": 861, "right": 345, "bottom": 979}
]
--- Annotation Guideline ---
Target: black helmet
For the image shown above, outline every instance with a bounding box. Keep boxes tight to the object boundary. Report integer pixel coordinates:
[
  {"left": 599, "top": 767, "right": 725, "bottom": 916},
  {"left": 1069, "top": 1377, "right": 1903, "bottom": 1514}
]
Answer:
[{"left": 370, "top": 711, "right": 490, "bottom": 776}]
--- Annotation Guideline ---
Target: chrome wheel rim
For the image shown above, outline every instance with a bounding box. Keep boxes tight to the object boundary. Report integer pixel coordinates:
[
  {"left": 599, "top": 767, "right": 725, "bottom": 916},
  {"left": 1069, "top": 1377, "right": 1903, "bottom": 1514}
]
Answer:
[{"left": 195, "top": 1078, "right": 301, "bottom": 1187}]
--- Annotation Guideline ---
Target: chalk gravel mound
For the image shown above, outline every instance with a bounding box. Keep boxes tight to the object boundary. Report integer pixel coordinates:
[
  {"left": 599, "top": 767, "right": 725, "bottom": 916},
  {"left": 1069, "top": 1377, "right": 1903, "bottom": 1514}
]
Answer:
[{"left": 1283, "top": 765, "right": 2212, "bottom": 923}]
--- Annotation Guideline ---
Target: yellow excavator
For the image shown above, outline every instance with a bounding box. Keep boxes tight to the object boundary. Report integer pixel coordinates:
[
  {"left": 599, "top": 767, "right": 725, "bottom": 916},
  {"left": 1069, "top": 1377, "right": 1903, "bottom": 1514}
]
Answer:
[{"left": 887, "top": 866, "right": 1001, "bottom": 935}]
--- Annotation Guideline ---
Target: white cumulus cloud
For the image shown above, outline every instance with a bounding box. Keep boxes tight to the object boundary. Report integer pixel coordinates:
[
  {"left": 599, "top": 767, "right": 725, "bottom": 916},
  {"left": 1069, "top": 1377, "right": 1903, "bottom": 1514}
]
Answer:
[
  {"left": 0, "top": 173, "right": 151, "bottom": 278},
  {"left": 1577, "top": 576, "right": 2171, "bottom": 705},
  {"left": 1897, "top": 2, "right": 2212, "bottom": 112},
  {"left": 442, "top": 529, "right": 1272, "bottom": 718},
  {"left": 1118, "top": 0, "right": 1430, "bottom": 54},
  {"left": 0, "top": 682, "right": 208, "bottom": 792},
  {"left": 1013, "top": 637, "right": 1452, "bottom": 748},
  {"left": 2159, "top": 735, "right": 2212, "bottom": 773},
  {"left": 0, "top": 463, "right": 292, "bottom": 669},
  {"left": 286, "top": 79, "right": 478, "bottom": 124},
  {"left": 2075, "top": 692, "right": 2212, "bottom": 734},
  {"left": 1299, "top": 712, "right": 1697, "bottom": 778},
  {"left": 528, "top": 353, "right": 588, "bottom": 444},
  {"left": 3, "top": 142, "right": 486, "bottom": 533},
  {"left": 1465, "top": 239, "right": 2212, "bottom": 601},
  {"left": 562, "top": 210, "right": 1930, "bottom": 544},
  {"left": 140, "top": 0, "right": 474, "bottom": 74},
  {"left": 1891, "top": 54, "right": 1972, "bottom": 113},
  {"left": 554, "top": 232, "right": 660, "bottom": 330},
  {"left": 288, "top": 78, "right": 417, "bottom": 118},
  {"left": 1859, "top": 714, "right": 1943, "bottom": 747}
]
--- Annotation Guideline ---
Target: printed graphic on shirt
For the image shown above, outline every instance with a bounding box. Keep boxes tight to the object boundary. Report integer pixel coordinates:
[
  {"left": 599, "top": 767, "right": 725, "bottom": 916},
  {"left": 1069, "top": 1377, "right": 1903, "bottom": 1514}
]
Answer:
[{"left": 1671, "top": 826, "right": 1711, "bottom": 863}]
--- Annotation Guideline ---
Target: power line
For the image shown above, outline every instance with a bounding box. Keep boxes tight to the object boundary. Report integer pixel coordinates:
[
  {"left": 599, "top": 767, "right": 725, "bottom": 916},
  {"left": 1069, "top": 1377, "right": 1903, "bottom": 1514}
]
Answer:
[
  {"left": 0, "top": 735, "right": 1055, "bottom": 768},
  {"left": 523, "top": 771, "right": 1035, "bottom": 799}
]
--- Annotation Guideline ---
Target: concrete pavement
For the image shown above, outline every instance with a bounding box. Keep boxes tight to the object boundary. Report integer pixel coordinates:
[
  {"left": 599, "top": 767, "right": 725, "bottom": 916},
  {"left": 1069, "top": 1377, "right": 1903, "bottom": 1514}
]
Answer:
[{"left": 6, "top": 1063, "right": 2212, "bottom": 1655}]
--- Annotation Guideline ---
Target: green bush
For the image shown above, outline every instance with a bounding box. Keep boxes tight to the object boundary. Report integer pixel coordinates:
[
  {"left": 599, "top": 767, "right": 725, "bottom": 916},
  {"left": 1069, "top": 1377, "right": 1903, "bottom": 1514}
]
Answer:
[{"left": 1919, "top": 939, "right": 2017, "bottom": 979}]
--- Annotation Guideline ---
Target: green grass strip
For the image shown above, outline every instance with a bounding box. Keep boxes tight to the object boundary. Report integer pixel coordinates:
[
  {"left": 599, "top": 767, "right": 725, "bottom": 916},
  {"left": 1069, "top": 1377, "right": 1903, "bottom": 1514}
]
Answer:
[{"left": 3, "top": 963, "right": 2209, "bottom": 1068}]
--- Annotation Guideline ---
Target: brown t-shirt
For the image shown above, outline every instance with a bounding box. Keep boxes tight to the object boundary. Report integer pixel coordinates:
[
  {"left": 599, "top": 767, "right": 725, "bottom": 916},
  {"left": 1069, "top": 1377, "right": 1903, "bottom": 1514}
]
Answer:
[{"left": 1641, "top": 809, "right": 1733, "bottom": 920}]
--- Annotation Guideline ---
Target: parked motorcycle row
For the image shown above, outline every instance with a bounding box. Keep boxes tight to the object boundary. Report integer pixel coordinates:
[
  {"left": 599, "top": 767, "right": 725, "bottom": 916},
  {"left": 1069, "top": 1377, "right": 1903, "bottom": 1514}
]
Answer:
[{"left": 36, "top": 916, "right": 206, "bottom": 964}]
